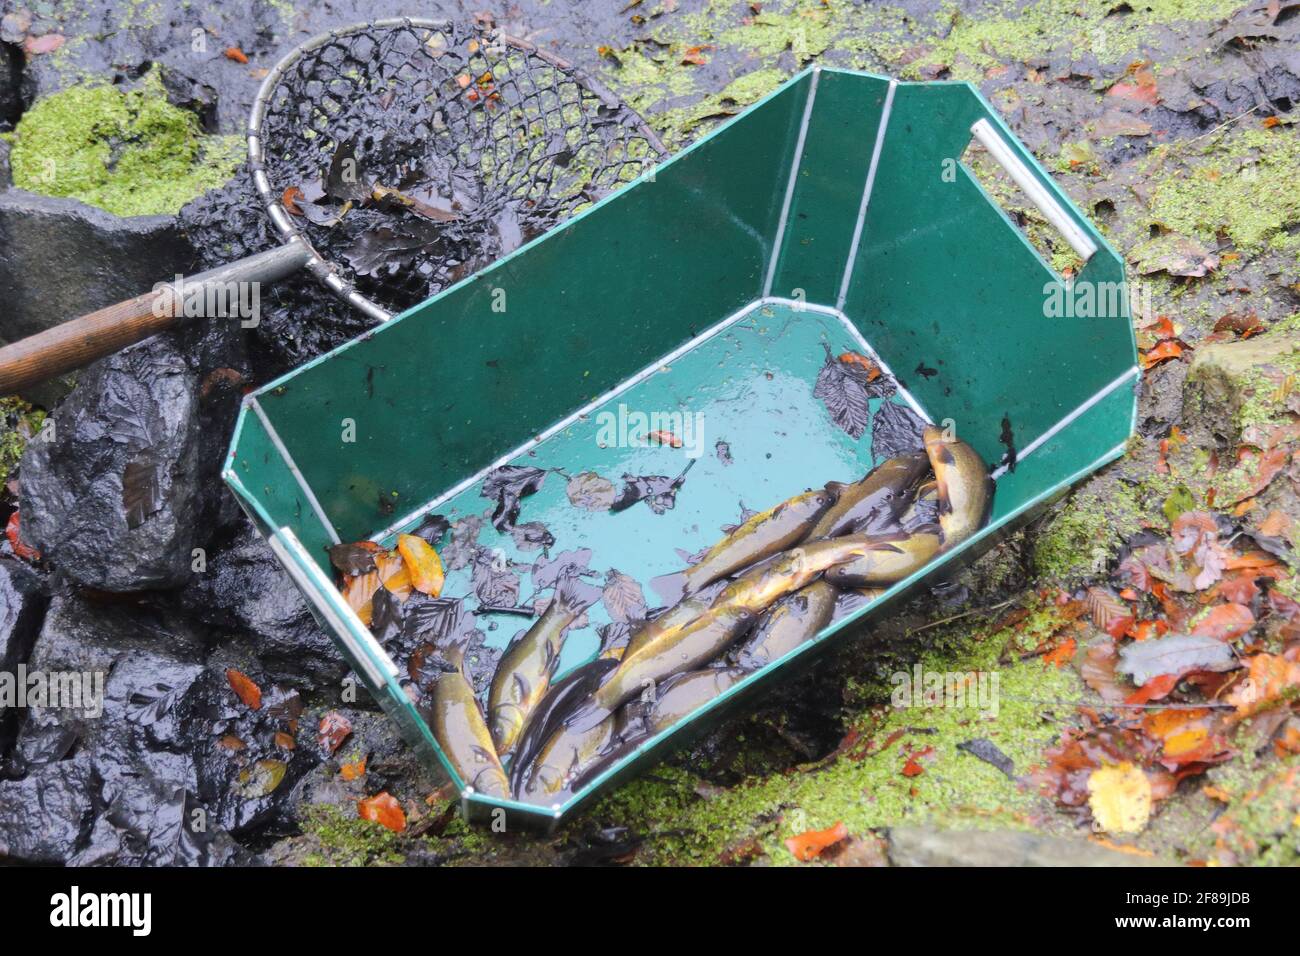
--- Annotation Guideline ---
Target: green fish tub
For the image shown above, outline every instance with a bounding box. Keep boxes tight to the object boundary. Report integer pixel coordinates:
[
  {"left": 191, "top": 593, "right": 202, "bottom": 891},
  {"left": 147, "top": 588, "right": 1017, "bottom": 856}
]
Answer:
[{"left": 225, "top": 68, "right": 1138, "bottom": 827}]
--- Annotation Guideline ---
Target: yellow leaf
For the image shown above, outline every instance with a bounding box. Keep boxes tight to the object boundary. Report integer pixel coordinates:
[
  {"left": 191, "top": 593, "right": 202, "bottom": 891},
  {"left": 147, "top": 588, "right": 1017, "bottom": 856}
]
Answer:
[
  {"left": 1087, "top": 762, "right": 1152, "bottom": 835},
  {"left": 397, "top": 533, "right": 445, "bottom": 596}
]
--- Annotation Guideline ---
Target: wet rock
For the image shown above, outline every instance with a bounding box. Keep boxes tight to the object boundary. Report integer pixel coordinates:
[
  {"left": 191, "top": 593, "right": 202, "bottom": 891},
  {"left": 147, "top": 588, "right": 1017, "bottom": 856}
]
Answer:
[
  {"left": 0, "top": 753, "right": 96, "bottom": 864},
  {"left": 19, "top": 336, "right": 204, "bottom": 591},
  {"left": 1184, "top": 327, "right": 1300, "bottom": 444},
  {"left": 886, "top": 827, "right": 1168, "bottom": 867},
  {"left": 0, "top": 558, "right": 46, "bottom": 728},
  {"left": 0, "top": 188, "right": 197, "bottom": 352},
  {"left": 179, "top": 517, "right": 347, "bottom": 688},
  {"left": 0, "top": 40, "right": 20, "bottom": 129}
]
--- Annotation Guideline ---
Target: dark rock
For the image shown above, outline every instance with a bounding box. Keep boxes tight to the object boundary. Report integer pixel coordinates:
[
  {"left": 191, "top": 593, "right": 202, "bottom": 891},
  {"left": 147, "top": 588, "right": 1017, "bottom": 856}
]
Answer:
[
  {"left": 886, "top": 827, "right": 1168, "bottom": 867},
  {"left": 179, "top": 517, "right": 347, "bottom": 688},
  {"left": 0, "top": 188, "right": 198, "bottom": 350},
  {"left": 0, "top": 753, "right": 96, "bottom": 864},
  {"left": 0, "top": 40, "right": 20, "bottom": 129},
  {"left": 0, "top": 558, "right": 47, "bottom": 727},
  {"left": 19, "top": 336, "right": 204, "bottom": 591}
]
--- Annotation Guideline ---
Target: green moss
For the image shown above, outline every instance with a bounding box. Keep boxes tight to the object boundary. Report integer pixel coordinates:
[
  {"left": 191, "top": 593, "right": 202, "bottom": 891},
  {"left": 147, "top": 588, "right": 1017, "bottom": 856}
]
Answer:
[
  {"left": 1143, "top": 127, "right": 1300, "bottom": 255},
  {"left": 8, "top": 69, "right": 241, "bottom": 217},
  {"left": 298, "top": 804, "right": 406, "bottom": 867},
  {"left": 1193, "top": 754, "right": 1300, "bottom": 866},
  {"left": 0, "top": 398, "right": 46, "bottom": 487},
  {"left": 1032, "top": 479, "right": 1144, "bottom": 582}
]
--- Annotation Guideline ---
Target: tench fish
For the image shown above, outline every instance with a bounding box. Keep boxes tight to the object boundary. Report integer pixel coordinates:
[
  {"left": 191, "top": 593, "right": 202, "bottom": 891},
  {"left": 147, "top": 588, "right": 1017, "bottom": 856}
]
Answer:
[
  {"left": 823, "top": 526, "right": 942, "bottom": 588},
  {"left": 645, "top": 666, "right": 749, "bottom": 734},
  {"left": 733, "top": 579, "right": 838, "bottom": 670},
  {"left": 804, "top": 452, "right": 930, "bottom": 540},
  {"left": 617, "top": 577, "right": 729, "bottom": 665},
  {"left": 519, "top": 706, "right": 618, "bottom": 802},
  {"left": 922, "top": 426, "right": 994, "bottom": 550},
  {"left": 488, "top": 575, "right": 597, "bottom": 757},
  {"left": 710, "top": 534, "right": 883, "bottom": 614},
  {"left": 508, "top": 657, "right": 618, "bottom": 793},
  {"left": 651, "top": 488, "right": 835, "bottom": 604},
  {"left": 593, "top": 603, "right": 756, "bottom": 712},
  {"left": 429, "top": 635, "right": 510, "bottom": 798}
]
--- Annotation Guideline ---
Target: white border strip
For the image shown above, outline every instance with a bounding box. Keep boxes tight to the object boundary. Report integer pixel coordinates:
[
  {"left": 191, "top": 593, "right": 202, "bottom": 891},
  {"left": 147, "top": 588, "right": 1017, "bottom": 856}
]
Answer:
[
  {"left": 249, "top": 397, "right": 342, "bottom": 545},
  {"left": 762, "top": 68, "right": 821, "bottom": 298},
  {"left": 372, "top": 296, "right": 930, "bottom": 542},
  {"left": 836, "top": 79, "right": 897, "bottom": 312},
  {"left": 990, "top": 366, "right": 1138, "bottom": 480}
]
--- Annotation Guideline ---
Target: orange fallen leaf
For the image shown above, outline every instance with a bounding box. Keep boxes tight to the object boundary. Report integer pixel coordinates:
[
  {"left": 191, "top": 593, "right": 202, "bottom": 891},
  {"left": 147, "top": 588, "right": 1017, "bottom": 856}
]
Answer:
[
  {"left": 1226, "top": 654, "right": 1300, "bottom": 718},
  {"left": 902, "top": 745, "right": 934, "bottom": 777},
  {"left": 340, "top": 757, "right": 367, "bottom": 781},
  {"left": 1043, "top": 636, "right": 1078, "bottom": 668},
  {"left": 1189, "top": 603, "right": 1254, "bottom": 642},
  {"left": 226, "top": 668, "right": 262, "bottom": 710},
  {"left": 358, "top": 792, "right": 406, "bottom": 833},
  {"left": 396, "top": 533, "right": 445, "bottom": 596},
  {"left": 224, "top": 46, "right": 249, "bottom": 64},
  {"left": 839, "top": 351, "right": 882, "bottom": 380},
  {"left": 319, "top": 711, "right": 353, "bottom": 755},
  {"left": 1107, "top": 68, "right": 1159, "bottom": 105},
  {"left": 1126, "top": 672, "right": 1178, "bottom": 705},
  {"left": 785, "top": 821, "right": 848, "bottom": 861},
  {"left": 5, "top": 511, "right": 40, "bottom": 561},
  {"left": 1140, "top": 340, "right": 1183, "bottom": 369},
  {"left": 24, "top": 33, "right": 66, "bottom": 55},
  {"left": 646, "top": 429, "right": 684, "bottom": 448},
  {"left": 681, "top": 44, "right": 713, "bottom": 66},
  {"left": 341, "top": 569, "right": 381, "bottom": 625}
]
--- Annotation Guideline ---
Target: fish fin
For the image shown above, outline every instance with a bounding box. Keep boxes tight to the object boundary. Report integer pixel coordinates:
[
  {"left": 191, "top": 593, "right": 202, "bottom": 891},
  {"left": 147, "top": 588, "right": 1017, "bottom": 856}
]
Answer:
[
  {"left": 650, "top": 570, "right": 688, "bottom": 606},
  {"left": 553, "top": 572, "right": 601, "bottom": 617}
]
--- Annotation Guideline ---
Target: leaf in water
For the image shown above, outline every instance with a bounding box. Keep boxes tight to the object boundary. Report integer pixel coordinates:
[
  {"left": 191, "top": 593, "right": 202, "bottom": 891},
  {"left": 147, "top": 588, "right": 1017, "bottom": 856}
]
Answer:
[
  {"left": 870, "top": 401, "right": 927, "bottom": 461},
  {"left": 413, "top": 513, "right": 451, "bottom": 546},
  {"left": 532, "top": 548, "right": 593, "bottom": 591},
  {"left": 567, "top": 471, "right": 617, "bottom": 511},
  {"left": 328, "top": 540, "right": 382, "bottom": 576},
  {"left": 397, "top": 533, "right": 445, "bottom": 596},
  {"left": 814, "top": 348, "right": 870, "bottom": 439},
  {"left": 122, "top": 457, "right": 164, "bottom": 529},
  {"left": 345, "top": 223, "right": 439, "bottom": 277},
  {"left": 956, "top": 738, "right": 1015, "bottom": 778},
  {"left": 481, "top": 465, "right": 547, "bottom": 533},
  {"left": 510, "top": 521, "right": 555, "bottom": 552},
  {"left": 715, "top": 440, "right": 733, "bottom": 466},
  {"left": 611, "top": 460, "right": 695, "bottom": 515},
  {"left": 1087, "top": 762, "right": 1152, "bottom": 835},
  {"left": 471, "top": 551, "right": 520, "bottom": 607},
  {"left": 603, "top": 569, "right": 648, "bottom": 623},
  {"left": 441, "top": 515, "right": 485, "bottom": 571},
  {"left": 1116, "top": 634, "right": 1238, "bottom": 686}
]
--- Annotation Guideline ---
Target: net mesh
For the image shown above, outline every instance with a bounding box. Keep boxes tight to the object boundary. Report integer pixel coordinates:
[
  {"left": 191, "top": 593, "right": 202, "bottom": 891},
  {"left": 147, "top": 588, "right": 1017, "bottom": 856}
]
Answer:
[{"left": 255, "top": 21, "right": 665, "bottom": 315}]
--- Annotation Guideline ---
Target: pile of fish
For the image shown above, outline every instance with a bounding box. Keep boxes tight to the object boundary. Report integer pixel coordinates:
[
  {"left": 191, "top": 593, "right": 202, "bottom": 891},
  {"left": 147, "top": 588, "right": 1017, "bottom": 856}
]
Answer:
[{"left": 337, "top": 426, "right": 993, "bottom": 806}]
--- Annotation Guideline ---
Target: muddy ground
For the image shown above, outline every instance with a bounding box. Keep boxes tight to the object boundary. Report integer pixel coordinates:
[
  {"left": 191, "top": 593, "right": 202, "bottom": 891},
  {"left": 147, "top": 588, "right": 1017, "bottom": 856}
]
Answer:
[{"left": 0, "top": 0, "right": 1298, "bottom": 866}]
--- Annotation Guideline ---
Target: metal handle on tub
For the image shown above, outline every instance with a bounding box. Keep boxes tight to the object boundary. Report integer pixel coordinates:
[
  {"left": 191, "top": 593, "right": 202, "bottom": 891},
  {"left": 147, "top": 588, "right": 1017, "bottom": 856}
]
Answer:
[
  {"left": 969, "top": 118, "right": 1098, "bottom": 264},
  {"left": 267, "top": 526, "right": 401, "bottom": 692}
]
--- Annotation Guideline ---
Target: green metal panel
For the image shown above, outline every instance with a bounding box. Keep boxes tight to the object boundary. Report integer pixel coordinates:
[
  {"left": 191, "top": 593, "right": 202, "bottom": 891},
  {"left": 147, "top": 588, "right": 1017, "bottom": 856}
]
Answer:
[
  {"left": 841, "top": 80, "right": 1135, "bottom": 480},
  {"left": 767, "top": 70, "right": 890, "bottom": 303},
  {"left": 225, "top": 68, "right": 1138, "bottom": 826}
]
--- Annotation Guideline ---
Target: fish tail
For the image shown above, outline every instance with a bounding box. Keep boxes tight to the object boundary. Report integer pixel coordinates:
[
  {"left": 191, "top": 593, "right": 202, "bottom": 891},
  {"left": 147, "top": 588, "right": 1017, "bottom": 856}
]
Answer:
[{"left": 553, "top": 573, "right": 601, "bottom": 618}]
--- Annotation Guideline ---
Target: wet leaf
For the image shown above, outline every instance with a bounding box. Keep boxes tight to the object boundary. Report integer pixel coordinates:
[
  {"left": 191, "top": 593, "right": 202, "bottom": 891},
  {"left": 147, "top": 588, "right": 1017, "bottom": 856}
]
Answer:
[
  {"left": 326, "top": 135, "right": 372, "bottom": 202},
  {"left": 509, "top": 521, "right": 555, "bottom": 552},
  {"left": 1080, "top": 639, "right": 1127, "bottom": 703},
  {"left": 122, "top": 457, "right": 164, "bottom": 530},
  {"left": 1189, "top": 603, "right": 1255, "bottom": 642},
  {"left": 471, "top": 552, "right": 520, "bottom": 607},
  {"left": 603, "top": 569, "right": 648, "bottom": 623},
  {"left": 785, "top": 821, "right": 849, "bottom": 861},
  {"left": 611, "top": 462, "right": 694, "bottom": 515},
  {"left": 345, "top": 223, "right": 439, "bottom": 277},
  {"left": 340, "top": 758, "right": 367, "bottom": 782},
  {"left": 223, "top": 46, "right": 249, "bottom": 64},
  {"left": 318, "top": 712, "right": 353, "bottom": 755},
  {"left": 235, "top": 759, "right": 287, "bottom": 799},
  {"left": 1117, "top": 634, "right": 1237, "bottom": 686},
  {"left": 5, "top": 511, "right": 39, "bottom": 561},
  {"left": 358, "top": 792, "right": 406, "bottom": 833},
  {"left": 1087, "top": 762, "right": 1152, "bottom": 835},
  {"left": 328, "top": 540, "right": 382, "bottom": 576},
  {"left": 226, "top": 669, "right": 262, "bottom": 711},
  {"left": 1225, "top": 654, "right": 1300, "bottom": 718},
  {"left": 481, "top": 465, "right": 547, "bottom": 533},
  {"left": 1086, "top": 587, "right": 1134, "bottom": 638},
  {"left": 532, "top": 549, "right": 593, "bottom": 591},
  {"left": 24, "top": 33, "right": 66, "bottom": 55},
  {"left": 956, "top": 738, "right": 1015, "bottom": 778},
  {"left": 567, "top": 471, "right": 617, "bottom": 511},
  {"left": 397, "top": 533, "right": 445, "bottom": 596},
  {"left": 870, "top": 401, "right": 928, "bottom": 461},
  {"left": 814, "top": 348, "right": 870, "bottom": 439},
  {"left": 342, "top": 569, "right": 382, "bottom": 625},
  {"left": 715, "top": 440, "right": 733, "bottom": 466},
  {"left": 412, "top": 513, "right": 451, "bottom": 546}
]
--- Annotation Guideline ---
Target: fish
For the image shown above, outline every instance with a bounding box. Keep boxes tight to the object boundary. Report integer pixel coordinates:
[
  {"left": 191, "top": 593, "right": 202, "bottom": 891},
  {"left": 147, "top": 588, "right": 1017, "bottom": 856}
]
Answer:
[
  {"left": 616, "top": 578, "right": 730, "bottom": 664},
  {"left": 487, "top": 574, "right": 597, "bottom": 757},
  {"left": 898, "top": 479, "right": 939, "bottom": 532},
  {"left": 733, "top": 580, "right": 838, "bottom": 670},
  {"left": 593, "top": 602, "right": 757, "bottom": 712},
  {"left": 823, "top": 526, "right": 943, "bottom": 588},
  {"left": 803, "top": 452, "right": 931, "bottom": 540},
  {"left": 651, "top": 488, "right": 835, "bottom": 604},
  {"left": 710, "top": 534, "right": 884, "bottom": 614},
  {"left": 429, "top": 634, "right": 511, "bottom": 798},
  {"left": 645, "top": 666, "right": 750, "bottom": 734},
  {"left": 519, "top": 706, "right": 618, "bottom": 803},
  {"left": 922, "top": 425, "right": 994, "bottom": 550},
  {"left": 508, "top": 657, "right": 618, "bottom": 794}
]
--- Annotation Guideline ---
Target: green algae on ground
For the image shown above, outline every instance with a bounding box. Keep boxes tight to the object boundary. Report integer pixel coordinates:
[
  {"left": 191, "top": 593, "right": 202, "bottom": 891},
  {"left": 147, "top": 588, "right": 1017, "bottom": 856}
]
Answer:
[
  {"left": 589, "top": 611, "right": 1081, "bottom": 865},
  {"left": 298, "top": 804, "right": 406, "bottom": 867},
  {"left": 1032, "top": 478, "right": 1144, "bottom": 582},
  {"left": 0, "top": 398, "right": 47, "bottom": 487},
  {"left": 1142, "top": 126, "right": 1300, "bottom": 256},
  {"left": 8, "top": 69, "right": 242, "bottom": 217}
]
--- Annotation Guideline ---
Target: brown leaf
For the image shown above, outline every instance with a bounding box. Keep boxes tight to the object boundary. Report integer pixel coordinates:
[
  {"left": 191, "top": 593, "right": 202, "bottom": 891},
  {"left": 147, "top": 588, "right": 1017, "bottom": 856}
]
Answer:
[
  {"left": 226, "top": 668, "right": 262, "bottom": 711},
  {"left": 1189, "top": 603, "right": 1255, "bottom": 642},
  {"left": 358, "top": 792, "right": 406, "bottom": 833},
  {"left": 785, "top": 822, "right": 849, "bottom": 861}
]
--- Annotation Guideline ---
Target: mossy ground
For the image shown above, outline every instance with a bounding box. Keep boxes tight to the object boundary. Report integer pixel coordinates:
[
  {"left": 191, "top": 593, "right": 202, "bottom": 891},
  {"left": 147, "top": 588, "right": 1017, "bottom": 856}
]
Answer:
[
  {"left": 0, "top": 398, "right": 47, "bottom": 488},
  {"left": 6, "top": 69, "right": 241, "bottom": 217}
]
